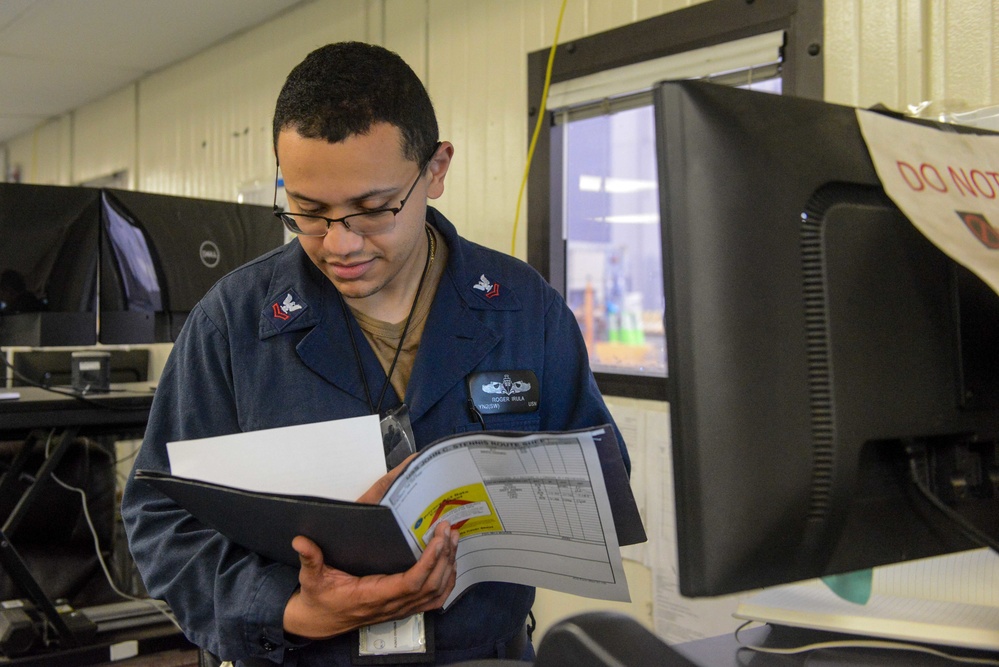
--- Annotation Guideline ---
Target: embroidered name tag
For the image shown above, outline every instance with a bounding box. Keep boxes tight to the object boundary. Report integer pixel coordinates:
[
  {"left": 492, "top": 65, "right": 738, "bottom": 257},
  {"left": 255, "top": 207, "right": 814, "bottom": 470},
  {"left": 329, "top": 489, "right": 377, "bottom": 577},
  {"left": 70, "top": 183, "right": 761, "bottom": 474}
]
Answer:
[{"left": 467, "top": 370, "right": 540, "bottom": 414}]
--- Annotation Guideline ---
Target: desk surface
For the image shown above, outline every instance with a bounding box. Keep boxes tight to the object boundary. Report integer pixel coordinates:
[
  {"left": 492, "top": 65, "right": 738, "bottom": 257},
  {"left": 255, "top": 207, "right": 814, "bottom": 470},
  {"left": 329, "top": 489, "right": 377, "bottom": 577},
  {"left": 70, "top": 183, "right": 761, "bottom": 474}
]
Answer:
[
  {"left": 0, "top": 622, "right": 194, "bottom": 666},
  {"left": 0, "top": 383, "right": 155, "bottom": 436},
  {"left": 673, "top": 625, "right": 999, "bottom": 666}
]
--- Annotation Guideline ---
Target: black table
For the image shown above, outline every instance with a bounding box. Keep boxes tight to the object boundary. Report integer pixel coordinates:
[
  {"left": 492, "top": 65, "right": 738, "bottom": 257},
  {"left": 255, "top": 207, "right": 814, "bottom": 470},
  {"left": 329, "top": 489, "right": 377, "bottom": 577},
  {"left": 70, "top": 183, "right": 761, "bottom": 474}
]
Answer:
[{"left": 0, "top": 382, "right": 155, "bottom": 437}]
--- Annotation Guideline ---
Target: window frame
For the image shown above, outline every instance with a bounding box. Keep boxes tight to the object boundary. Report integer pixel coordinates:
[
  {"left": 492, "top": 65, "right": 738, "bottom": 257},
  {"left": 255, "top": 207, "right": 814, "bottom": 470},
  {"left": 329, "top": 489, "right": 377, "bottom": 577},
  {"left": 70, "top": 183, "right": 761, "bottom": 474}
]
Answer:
[{"left": 527, "top": 0, "right": 823, "bottom": 400}]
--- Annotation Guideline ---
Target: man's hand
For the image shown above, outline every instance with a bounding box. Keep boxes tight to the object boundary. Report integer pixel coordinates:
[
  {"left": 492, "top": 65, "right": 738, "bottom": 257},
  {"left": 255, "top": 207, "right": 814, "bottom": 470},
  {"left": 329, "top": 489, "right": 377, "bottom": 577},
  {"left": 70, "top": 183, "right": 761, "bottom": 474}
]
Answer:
[{"left": 282, "top": 520, "right": 459, "bottom": 639}]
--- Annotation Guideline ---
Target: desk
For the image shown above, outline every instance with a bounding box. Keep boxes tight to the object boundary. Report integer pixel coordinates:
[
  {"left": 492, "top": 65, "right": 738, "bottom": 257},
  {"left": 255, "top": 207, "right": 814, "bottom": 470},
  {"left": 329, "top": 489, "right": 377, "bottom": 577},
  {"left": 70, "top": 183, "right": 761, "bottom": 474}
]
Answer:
[
  {"left": 0, "top": 623, "right": 194, "bottom": 667},
  {"left": 0, "top": 383, "right": 155, "bottom": 438},
  {"left": 672, "top": 625, "right": 999, "bottom": 666},
  {"left": 0, "top": 383, "right": 177, "bottom": 663}
]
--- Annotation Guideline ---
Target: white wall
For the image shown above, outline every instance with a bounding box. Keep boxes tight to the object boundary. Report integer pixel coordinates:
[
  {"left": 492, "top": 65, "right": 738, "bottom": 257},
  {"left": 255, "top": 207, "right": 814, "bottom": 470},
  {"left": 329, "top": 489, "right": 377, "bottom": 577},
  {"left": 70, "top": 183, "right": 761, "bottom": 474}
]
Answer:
[
  {"left": 7, "top": 0, "right": 998, "bottom": 252},
  {"left": 4, "top": 0, "right": 998, "bottom": 646},
  {"left": 73, "top": 85, "right": 137, "bottom": 188},
  {"left": 3, "top": 0, "right": 720, "bottom": 256},
  {"left": 824, "top": 0, "right": 998, "bottom": 112}
]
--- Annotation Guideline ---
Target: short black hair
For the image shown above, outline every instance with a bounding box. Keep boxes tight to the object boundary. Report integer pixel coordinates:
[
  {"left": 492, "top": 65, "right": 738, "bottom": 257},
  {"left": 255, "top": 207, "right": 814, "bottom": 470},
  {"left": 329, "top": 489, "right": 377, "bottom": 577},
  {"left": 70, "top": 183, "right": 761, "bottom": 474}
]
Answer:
[{"left": 273, "top": 42, "right": 438, "bottom": 163}]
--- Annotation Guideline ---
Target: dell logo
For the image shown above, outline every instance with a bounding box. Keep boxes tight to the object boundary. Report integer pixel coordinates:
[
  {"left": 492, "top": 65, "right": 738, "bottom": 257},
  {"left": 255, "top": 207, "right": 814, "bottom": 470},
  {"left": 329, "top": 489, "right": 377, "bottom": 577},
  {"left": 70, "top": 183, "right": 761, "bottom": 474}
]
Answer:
[{"left": 199, "top": 241, "right": 220, "bottom": 268}]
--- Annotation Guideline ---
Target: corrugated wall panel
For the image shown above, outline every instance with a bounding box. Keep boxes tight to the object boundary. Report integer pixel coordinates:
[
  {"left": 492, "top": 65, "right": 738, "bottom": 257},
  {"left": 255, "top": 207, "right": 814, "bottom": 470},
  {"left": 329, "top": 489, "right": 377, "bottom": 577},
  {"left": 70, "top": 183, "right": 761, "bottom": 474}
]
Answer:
[
  {"left": 825, "top": 0, "right": 863, "bottom": 104},
  {"left": 6, "top": 114, "right": 71, "bottom": 185},
  {"left": 137, "top": 0, "right": 375, "bottom": 201},
  {"left": 585, "top": 0, "right": 638, "bottom": 35},
  {"left": 385, "top": 0, "right": 429, "bottom": 82},
  {"left": 427, "top": 0, "right": 472, "bottom": 240},
  {"left": 73, "top": 84, "right": 136, "bottom": 187},
  {"left": 530, "top": 0, "right": 586, "bottom": 52},
  {"left": 899, "top": 0, "right": 927, "bottom": 107},
  {"left": 928, "top": 0, "right": 996, "bottom": 109},
  {"left": 429, "top": 0, "right": 566, "bottom": 253},
  {"left": 858, "top": 0, "right": 904, "bottom": 109},
  {"left": 826, "top": 0, "right": 997, "bottom": 111},
  {"left": 641, "top": 0, "right": 701, "bottom": 19}
]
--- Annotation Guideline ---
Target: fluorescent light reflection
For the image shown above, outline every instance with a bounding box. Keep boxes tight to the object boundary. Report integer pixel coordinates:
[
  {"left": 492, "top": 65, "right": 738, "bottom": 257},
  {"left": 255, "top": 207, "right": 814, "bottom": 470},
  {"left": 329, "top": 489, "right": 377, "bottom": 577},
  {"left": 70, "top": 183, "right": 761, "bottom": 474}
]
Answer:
[{"left": 589, "top": 214, "right": 660, "bottom": 224}]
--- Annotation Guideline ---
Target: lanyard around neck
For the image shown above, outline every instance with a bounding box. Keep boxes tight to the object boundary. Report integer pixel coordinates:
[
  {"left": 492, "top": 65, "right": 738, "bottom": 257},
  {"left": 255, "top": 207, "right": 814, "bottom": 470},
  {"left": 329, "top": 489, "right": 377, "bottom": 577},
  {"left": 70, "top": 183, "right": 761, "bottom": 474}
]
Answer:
[{"left": 338, "top": 225, "right": 434, "bottom": 416}]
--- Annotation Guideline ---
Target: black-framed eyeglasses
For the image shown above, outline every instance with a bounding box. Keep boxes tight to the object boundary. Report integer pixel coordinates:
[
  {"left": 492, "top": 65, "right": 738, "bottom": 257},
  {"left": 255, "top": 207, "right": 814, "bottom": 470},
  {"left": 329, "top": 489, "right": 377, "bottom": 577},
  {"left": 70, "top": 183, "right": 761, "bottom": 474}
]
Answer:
[{"left": 273, "top": 142, "right": 441, "bottom": 237}]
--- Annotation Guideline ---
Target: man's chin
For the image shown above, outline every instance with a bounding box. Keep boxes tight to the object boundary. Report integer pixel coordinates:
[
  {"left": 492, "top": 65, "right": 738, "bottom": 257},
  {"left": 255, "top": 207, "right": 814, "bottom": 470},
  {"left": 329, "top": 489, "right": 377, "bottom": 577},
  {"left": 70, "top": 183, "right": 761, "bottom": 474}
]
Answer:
[{"left": 329, "top": 277, "right": 382, "bottom": 301}]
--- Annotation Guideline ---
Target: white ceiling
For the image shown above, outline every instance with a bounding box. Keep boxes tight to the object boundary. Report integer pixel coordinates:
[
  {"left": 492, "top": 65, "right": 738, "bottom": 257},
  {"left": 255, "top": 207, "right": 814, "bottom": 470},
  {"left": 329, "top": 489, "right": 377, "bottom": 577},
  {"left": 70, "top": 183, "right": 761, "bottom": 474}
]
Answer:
[{"left": 0, "top": 0, "right": 309, "bottom": 144}]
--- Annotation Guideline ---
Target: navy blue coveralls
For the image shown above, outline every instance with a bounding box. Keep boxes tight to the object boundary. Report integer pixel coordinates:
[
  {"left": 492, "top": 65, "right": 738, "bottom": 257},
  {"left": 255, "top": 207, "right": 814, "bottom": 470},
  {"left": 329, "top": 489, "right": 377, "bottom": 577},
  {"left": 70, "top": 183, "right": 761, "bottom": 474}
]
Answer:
[{"left": 121, "top": 208, "right": 628, "bottom": 666}]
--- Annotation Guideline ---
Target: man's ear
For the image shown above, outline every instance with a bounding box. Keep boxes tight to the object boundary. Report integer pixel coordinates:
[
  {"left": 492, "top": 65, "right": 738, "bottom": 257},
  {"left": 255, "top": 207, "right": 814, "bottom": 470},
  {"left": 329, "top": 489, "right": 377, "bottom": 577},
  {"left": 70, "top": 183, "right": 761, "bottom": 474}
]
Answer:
[{"left": 426, "top": 142, "right": 454, "bottom": 200}]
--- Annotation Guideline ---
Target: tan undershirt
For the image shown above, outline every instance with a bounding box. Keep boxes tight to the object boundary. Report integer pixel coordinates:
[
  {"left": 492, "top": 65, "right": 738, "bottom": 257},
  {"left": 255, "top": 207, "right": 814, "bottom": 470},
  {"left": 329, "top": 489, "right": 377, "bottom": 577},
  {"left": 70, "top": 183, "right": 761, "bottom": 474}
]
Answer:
[{"left": 349, "top": 224, "right": 448, "bottom": 404}]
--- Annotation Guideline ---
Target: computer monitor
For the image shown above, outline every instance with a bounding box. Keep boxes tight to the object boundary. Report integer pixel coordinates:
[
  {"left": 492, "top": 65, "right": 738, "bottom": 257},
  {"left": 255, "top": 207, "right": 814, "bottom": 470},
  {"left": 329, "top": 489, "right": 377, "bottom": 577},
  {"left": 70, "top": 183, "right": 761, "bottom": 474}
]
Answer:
[
  {"left": 656, "top": 80, "right": 999, "bottom": 597},
  {"left": 0, "top": 184, "right": 101, "bottom": 346},
  {"left": 100, "top": 190, "right": 285, "bottom": 343}
]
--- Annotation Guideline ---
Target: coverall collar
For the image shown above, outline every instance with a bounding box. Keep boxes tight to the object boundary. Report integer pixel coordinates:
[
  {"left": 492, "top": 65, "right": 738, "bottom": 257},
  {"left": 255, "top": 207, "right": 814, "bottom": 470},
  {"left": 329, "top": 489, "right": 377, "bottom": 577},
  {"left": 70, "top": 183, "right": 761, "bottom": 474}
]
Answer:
[{"left": 257, "top": 208, "right": 521, "bottom": 422}]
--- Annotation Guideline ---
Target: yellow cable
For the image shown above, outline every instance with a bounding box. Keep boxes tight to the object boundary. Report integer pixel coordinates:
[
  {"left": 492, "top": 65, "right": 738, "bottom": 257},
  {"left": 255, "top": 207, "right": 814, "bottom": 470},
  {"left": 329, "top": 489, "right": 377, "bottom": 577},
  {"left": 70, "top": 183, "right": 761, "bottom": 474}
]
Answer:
[{"left": 511, "top": 0, "right": 569, "bottom": 257}]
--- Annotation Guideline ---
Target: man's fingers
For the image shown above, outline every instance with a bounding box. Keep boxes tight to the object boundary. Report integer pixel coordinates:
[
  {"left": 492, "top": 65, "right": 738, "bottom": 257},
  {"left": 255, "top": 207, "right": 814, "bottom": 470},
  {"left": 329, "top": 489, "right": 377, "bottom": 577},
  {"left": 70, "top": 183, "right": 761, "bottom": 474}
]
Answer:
[
  {"left": 292, "top": 521, "right": 457, "bottom": 618},
  {"left": 408, "top": 522, "right": 459, "bottom": 603}
]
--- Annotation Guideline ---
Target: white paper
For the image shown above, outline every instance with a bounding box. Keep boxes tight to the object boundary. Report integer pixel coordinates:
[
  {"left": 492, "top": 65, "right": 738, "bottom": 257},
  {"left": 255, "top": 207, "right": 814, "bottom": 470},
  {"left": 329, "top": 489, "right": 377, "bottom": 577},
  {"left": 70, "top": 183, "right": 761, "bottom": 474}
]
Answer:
[
  {"left": 166, "top": 415, "right": 385, "bottom": 501},
  {"left": 856, "top": 109, "right": 999, "bottom": 295},
  {"left": 735, "top": 550, "right": 999, "bottom": 650},
  {"left": 872, "top": 548, "right": 999, "bottom": 607}
]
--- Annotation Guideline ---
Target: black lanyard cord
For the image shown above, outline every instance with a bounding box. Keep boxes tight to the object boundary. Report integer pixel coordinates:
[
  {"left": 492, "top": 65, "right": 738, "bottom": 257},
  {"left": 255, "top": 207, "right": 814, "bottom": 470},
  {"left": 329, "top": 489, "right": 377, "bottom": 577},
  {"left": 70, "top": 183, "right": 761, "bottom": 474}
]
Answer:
[{"left": 337, "top": 225, "right": 434, "bottom": 416}]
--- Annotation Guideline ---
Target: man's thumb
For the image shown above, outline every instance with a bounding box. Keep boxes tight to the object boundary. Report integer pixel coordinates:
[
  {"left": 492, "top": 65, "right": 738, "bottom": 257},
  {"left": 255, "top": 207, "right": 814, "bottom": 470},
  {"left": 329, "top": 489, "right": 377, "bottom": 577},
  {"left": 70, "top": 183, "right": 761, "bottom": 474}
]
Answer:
[{"left": 292, "top": 535, "right": 321, "bottom": 571}]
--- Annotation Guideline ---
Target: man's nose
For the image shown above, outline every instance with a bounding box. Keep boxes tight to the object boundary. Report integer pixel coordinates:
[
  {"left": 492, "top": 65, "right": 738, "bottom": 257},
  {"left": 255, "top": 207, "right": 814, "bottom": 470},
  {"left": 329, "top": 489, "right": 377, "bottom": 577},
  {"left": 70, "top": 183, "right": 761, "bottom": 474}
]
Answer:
[{"left": 322, "top": 221, "right": 366, "bottom": 255}]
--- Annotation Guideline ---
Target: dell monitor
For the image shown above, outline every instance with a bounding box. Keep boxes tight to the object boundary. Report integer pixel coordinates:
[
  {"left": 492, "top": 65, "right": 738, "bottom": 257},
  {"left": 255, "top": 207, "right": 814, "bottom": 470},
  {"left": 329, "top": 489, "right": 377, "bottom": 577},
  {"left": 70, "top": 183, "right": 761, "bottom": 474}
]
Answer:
[
  {"left": 656, "top": 80, "right": 999, "bottom": 597},
  {"left": 100, "top": 189, "right": 285, "bottom": 343}
]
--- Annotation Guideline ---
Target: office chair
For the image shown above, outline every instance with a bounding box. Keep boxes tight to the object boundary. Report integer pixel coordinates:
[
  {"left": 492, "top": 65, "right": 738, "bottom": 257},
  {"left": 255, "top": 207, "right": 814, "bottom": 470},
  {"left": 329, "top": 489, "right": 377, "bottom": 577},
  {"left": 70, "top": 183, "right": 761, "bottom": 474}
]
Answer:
[
  {"left": 0, "top": 436, "right": 118, "bottom": 607},
  {"left": 533, "top": 611, "right": 696, "bottom": 666}
]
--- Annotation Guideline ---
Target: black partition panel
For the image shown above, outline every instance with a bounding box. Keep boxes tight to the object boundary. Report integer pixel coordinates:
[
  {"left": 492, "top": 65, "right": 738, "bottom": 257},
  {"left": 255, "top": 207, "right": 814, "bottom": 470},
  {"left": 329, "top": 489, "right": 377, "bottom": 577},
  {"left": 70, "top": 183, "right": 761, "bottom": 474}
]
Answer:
[
  {"left": 0, "top": 184, "right": 101, "bottom": 346},
  {"left": 0, "top": 184, "right": 285, "bottom": 346}
]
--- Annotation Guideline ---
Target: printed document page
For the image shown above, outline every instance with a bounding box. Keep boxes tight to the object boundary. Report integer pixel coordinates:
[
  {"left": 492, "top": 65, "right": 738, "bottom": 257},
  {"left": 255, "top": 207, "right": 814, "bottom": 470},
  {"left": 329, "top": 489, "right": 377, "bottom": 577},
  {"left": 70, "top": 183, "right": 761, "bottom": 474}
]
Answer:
[{"left": 382, "top": 428, "right": 631, "bottom": 608}]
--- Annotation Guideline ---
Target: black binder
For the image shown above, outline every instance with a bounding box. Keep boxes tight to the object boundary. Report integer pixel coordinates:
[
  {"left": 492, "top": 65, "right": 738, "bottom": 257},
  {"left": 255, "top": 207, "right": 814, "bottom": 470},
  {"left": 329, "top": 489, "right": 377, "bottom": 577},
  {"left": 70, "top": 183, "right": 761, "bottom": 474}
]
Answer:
[{"left": 136, "top": 425, "right": 647, "bottom": 578}]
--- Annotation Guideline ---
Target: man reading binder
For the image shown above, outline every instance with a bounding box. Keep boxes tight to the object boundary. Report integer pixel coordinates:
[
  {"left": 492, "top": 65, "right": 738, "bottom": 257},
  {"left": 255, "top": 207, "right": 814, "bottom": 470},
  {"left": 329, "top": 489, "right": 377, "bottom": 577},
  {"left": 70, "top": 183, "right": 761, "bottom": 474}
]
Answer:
[{"left": 121, "top": 42, "right": 629, "bottom": 667}]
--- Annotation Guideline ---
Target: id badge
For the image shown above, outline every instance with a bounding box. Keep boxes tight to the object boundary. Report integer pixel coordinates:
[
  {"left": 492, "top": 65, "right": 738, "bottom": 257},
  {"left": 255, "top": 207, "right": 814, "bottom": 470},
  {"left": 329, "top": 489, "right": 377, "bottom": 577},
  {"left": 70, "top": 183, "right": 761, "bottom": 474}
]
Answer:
[
  {"left": 380, "top": 403, "right": 417, "bottom": 469},
  {"left": 466, "top": 370, "right": 540, "bottom": 416},
  {"left": 353, "top": 612, "right": 435, "bottom": 664}
]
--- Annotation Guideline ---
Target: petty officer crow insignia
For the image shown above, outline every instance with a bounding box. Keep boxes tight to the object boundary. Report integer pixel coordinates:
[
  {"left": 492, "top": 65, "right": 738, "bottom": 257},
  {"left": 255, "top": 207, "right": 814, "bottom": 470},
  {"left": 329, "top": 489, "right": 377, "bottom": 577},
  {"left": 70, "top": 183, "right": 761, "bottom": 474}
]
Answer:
[{"left": 263, "top": 289, "right": 308, "bottom": 331}]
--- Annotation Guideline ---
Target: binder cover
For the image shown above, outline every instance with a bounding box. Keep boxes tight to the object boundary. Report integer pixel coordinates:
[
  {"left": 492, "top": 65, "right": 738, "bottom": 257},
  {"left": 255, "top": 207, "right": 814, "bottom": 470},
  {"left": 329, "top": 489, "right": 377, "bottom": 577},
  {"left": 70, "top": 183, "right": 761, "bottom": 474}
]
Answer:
[{"left": 135, "top": 470, "right": 418, "bottom": 576}]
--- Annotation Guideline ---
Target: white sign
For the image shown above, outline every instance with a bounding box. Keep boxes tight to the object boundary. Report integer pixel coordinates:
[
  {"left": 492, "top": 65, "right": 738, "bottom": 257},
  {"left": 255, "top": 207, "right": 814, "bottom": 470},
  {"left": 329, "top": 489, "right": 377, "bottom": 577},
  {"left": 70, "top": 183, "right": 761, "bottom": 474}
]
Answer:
[{"left": 856, "top": 109, "right": 999, "bottom": 295}]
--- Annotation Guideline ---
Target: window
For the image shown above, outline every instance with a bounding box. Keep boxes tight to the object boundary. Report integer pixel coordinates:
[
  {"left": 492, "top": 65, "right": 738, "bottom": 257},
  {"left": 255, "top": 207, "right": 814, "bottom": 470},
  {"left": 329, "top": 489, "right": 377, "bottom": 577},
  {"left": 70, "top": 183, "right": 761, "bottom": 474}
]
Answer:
[
  {"left": 561, "top": 102, "right": 664, "bottom": 378},
  {"left": 528, "top": 0, "right": 823, "bottom": 399}
]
